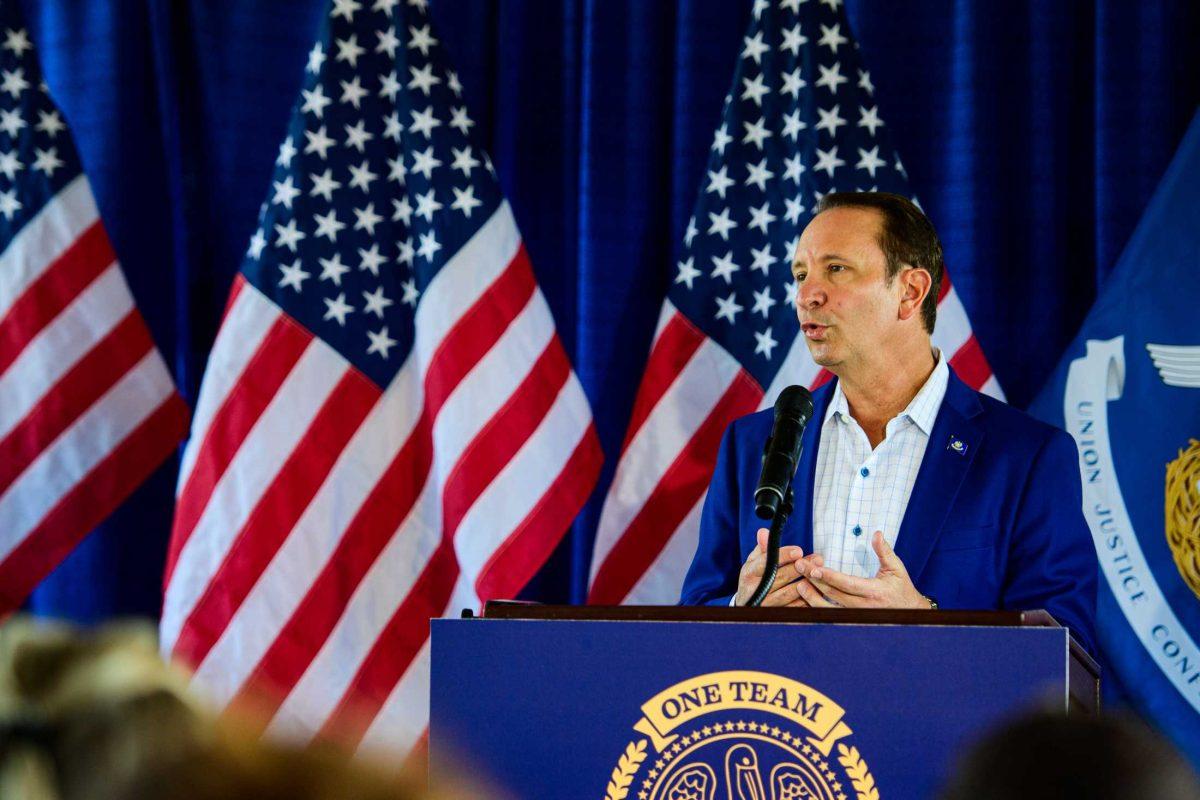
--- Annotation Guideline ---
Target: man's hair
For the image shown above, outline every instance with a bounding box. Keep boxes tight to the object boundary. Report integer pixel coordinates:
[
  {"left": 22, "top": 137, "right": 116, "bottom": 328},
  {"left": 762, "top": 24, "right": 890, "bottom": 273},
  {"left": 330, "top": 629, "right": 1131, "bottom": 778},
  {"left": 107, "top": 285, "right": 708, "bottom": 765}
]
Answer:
[
  {"left": 938, "top": 711, "right": 1200, "bottom": 800},
  {"left": 815, "top": 192, "right": 943, "bottom": 333}
]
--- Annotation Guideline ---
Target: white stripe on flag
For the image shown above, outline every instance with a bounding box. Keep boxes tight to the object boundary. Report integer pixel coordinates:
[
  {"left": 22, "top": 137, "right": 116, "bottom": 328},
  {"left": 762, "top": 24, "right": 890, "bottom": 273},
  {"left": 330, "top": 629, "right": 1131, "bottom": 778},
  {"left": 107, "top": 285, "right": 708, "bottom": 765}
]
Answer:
[
  {"left": 188, "top": 360, "right": 417, "bottom": 704},
  {"left": 649, "top": 297, "right": 675, "bottom": 341},
  {"left": 624, "top": 493, "right": 707, "bottom": 605},
  {"left": 0, "top": 176, "right": 96, "bottom": 317},
  {"left": 357, "top": 639, "right": 431, "bottom": 757},
  {"left": 190, "top": 280, "right": 557, "bottom": 703},
  {"left": 160, "top": 336, "right": 349, "bottom": 652},
  {"left": 413, "top": 202, "right": 520, "bottom": 369},
  {"left": 759, "top": 333, "right": 825, "bottom": 411},
  {"left": 427, "top": 291, "right": 553, "bottom": 484},
  {"left": 264, "top": 293, "right": 556, "bottom": 733},
  {"left": 931, "top": 286, "right": 972, "bottom": 357},
  {"left": 0, "top": 351, "right": 174, "bottom": 560},
  {"left": 454, "top": 372, "right": 592, "bottom": 585},
  {"left": 590, "top": 333, "right": 741, "bottom": 583},
  {"left": 0, "top": 264, "right": 128, "bottom": 439},
  {"left": 265, "top": 471, "right": 440, "bottom": 740},
  {"left": 177, "top": 283, "right": 282, "bottom": 490}
]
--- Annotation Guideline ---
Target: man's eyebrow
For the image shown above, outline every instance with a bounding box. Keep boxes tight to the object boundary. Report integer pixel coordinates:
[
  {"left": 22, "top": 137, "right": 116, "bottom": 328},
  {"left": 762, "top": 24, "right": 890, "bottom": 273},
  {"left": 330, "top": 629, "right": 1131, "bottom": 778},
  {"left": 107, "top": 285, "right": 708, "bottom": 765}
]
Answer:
[{"left": 792, "top": 252, "right": 851, "bottom": 269}]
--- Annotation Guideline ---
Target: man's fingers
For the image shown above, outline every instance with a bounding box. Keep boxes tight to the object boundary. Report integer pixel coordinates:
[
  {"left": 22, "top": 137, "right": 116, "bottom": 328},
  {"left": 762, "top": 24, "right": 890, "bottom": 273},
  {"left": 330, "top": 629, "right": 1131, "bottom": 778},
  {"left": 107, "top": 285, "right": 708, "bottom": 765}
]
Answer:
[
  {"left": 774, "top": 558, "right": 809, "bottom": 588},
  {"left": 794, "top": 576, "right": 836, "bottom": 608},
  {"left": 756, "top": 527, "right": 769, "bottom": 553},
  {"left": 806, "top": 575, "right": 859, "bottom": 607},
  {"left": 805, "top": 564, "right": 876, "bottom": 598},
  {"left": 744, "top": 556, "right": 803, "bottom": 599},
  {"left": 742, "top": 543, "right": 805, "bottom": 580},
  {"left": 762, "top": 577, "right": 807, "bottom": 607},
  {"left": 872, "top": 531, "right": 907, "bottom": 574}
]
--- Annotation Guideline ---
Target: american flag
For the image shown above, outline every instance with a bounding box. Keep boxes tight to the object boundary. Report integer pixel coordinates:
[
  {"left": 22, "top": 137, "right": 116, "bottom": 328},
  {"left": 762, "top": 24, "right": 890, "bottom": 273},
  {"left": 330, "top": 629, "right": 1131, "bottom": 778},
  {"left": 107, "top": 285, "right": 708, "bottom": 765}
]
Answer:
[
  {"left": 0, "top": 5, "right": 188, "bottom": 611},
  {"left": 160, "top": 0, "right": 601, "bottom": 755},
  {"left": 588, "top": 0, "right": 1003, "bottom": 605}
]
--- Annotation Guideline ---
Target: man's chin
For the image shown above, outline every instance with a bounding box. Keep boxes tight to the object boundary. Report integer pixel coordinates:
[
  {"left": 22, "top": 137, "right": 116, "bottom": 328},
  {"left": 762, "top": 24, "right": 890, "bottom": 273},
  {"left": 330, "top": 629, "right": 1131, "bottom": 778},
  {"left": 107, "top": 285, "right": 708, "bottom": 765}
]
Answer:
[{"left": 804, "top": 342, "right": 841, "bottom": 368}]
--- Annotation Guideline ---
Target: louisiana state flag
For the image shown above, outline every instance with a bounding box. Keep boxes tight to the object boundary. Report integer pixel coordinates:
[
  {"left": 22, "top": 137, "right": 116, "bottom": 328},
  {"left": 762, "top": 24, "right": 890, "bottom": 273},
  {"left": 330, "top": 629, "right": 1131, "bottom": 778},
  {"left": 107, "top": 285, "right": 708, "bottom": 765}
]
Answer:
[{"left": 1030, "top": 110, "right": 1200, "bottom": 763}]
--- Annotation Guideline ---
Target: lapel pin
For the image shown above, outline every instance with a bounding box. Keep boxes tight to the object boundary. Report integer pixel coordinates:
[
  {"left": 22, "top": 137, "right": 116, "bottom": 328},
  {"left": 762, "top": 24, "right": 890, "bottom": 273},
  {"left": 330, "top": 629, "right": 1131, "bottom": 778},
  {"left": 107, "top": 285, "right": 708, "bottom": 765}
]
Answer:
[{"left": 948, "top": 436, "right": 968, "bottom": 456}]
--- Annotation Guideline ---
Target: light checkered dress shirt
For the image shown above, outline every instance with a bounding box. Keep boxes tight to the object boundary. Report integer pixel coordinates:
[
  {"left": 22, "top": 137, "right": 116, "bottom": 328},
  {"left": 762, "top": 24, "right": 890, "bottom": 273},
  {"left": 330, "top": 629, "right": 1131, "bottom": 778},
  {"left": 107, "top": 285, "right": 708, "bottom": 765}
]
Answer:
[{"left": 813, "top": 351, "right": 949, "bottom": 577}]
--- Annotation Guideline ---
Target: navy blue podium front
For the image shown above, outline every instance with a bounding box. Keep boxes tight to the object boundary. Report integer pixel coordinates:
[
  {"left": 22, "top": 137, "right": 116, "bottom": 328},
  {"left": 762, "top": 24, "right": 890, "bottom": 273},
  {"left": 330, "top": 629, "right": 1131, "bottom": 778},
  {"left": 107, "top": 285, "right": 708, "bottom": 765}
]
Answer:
[{"left": 430, "top": 606, "right": 1098, "bottom": 800}]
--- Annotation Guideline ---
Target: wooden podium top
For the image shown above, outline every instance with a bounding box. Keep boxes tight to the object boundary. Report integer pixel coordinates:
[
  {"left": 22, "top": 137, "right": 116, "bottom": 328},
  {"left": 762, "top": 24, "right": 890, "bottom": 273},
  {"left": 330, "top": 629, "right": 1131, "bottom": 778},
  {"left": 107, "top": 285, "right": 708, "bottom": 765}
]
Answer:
[
  {"left": 481, "top": 600, "right": 1053, "bottom": 627},
  {"left": 476, "top": 601, "right": 1101, "bottom": 713}
]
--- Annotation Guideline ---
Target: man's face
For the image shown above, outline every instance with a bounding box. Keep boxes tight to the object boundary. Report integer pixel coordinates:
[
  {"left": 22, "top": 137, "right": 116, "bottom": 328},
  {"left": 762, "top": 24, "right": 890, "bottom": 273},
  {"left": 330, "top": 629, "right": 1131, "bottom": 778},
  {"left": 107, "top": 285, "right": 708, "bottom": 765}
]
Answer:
[{"left": 790, "top": 207, "right": 900, "bottom": 370}]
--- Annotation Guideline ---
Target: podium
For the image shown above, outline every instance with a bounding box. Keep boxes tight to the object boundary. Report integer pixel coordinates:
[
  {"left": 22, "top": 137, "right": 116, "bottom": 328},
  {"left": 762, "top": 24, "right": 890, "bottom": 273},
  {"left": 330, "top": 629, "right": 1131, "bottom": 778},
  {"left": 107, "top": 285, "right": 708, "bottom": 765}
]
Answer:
[{"left": 430, "top": 604, "right": 1099, "bottom": 800}]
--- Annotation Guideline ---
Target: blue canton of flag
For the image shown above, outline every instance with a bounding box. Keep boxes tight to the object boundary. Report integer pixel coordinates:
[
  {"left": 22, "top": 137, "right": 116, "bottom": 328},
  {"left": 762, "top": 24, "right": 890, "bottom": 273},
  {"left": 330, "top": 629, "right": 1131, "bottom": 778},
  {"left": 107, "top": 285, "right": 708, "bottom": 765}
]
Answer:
[
  {"left": 245, "top": 0, "right": 503, "bottom": 389},
  {"left": 0, "top": 29, "right": 78, "bottom": 229},
  {"left": 670, "top": 0, "right": 911, "bottom": 389}
]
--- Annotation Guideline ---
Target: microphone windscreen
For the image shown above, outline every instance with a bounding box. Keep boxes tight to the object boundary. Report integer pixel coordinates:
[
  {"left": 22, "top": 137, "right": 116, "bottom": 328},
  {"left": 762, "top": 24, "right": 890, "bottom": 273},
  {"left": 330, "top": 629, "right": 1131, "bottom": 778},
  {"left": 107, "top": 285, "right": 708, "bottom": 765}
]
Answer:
[{"left": 774, "top": 385, "right": 814, "bottom": 426}]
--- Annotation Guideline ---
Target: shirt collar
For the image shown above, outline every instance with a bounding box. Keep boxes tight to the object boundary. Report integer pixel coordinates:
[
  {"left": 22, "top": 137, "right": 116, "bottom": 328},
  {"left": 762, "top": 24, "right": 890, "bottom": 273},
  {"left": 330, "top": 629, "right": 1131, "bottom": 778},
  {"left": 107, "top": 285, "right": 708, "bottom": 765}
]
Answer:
[{"left": 824, "top": 349, "right": 949, "bottom": 436}]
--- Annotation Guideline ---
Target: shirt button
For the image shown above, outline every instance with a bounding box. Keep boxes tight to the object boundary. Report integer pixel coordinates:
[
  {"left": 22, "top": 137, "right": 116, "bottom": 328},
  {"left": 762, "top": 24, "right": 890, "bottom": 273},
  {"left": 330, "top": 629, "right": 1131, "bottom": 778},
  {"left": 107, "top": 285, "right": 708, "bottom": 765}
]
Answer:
[
  {"left": 859, "top": 467, "right": 870, "bottom": 478},
  {"left": 852, "top": 525, "right": 862, "bottom": 536}
]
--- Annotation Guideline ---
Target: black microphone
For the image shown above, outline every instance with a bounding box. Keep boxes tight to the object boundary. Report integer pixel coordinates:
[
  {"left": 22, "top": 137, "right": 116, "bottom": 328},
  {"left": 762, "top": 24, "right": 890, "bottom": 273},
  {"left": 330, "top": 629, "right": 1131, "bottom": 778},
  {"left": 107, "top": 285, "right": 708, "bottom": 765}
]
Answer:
[
  {"left": 754, "top": 385, "right": 814, "bottom": 520},
  {"left": 745, "top": 385, "right": 813, "bottom": 607}
]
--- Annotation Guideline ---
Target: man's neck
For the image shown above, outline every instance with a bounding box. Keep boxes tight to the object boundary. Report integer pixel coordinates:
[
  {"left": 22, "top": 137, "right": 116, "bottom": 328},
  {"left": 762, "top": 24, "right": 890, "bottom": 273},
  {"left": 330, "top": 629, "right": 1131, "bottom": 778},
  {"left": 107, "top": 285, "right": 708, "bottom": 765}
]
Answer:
[{"left": 836, "top": 337, "right": 937, "bottom": 447}]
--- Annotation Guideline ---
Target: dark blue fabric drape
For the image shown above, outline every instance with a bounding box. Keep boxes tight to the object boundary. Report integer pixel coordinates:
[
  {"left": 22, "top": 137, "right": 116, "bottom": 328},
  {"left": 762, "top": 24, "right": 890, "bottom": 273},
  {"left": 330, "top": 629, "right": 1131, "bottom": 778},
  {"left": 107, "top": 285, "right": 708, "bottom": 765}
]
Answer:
[{"left": 24, "top": 1, "right": 1200, "bottom": 625}]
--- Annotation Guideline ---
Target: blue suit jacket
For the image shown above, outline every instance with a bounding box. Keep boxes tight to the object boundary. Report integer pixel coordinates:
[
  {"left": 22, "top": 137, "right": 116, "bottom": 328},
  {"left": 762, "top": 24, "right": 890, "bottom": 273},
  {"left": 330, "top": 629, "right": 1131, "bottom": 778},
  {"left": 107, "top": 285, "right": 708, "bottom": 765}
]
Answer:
[{"left": 680, "top": 368, "right": 1099, "bottom": 656}]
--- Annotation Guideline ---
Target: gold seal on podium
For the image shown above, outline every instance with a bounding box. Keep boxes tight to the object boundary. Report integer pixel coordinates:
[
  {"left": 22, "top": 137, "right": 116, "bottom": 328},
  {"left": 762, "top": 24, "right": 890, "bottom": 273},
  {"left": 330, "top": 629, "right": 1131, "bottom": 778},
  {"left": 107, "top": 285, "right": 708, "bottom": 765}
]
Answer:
[{"left": 602, "top": 670, "right": 879, "bottom": 800}]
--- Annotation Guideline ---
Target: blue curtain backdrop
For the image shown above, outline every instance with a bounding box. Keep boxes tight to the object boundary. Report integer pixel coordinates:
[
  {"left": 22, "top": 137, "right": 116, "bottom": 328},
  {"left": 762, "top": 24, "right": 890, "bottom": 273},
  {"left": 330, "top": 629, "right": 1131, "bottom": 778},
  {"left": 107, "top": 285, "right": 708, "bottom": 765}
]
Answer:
[{"left": 24, "top": 0, "right": 1200, "bottom": 621}]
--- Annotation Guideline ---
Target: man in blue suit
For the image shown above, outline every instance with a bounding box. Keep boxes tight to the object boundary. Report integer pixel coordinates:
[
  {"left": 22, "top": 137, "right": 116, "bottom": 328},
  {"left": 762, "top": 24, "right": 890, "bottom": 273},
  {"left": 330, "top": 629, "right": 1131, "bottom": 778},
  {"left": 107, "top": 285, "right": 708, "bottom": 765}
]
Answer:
[{"left": 680, "top": 192, "right": 1098, "bottom": 656}]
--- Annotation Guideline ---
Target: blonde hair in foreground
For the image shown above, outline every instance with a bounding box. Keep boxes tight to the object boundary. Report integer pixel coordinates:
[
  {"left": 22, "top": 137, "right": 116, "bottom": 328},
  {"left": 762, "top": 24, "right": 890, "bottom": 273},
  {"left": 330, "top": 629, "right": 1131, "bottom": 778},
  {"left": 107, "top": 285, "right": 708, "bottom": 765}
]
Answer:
[{"left": 0, "top": 617, "right": 485, "bottom": 800}]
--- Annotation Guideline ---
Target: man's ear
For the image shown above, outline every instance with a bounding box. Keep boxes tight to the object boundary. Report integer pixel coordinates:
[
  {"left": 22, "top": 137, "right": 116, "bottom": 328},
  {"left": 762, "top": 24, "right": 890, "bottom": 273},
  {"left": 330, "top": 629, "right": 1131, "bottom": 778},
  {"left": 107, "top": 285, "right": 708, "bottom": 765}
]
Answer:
[{"left": 897, "top": 267, "right": 932, "bottom": 322}]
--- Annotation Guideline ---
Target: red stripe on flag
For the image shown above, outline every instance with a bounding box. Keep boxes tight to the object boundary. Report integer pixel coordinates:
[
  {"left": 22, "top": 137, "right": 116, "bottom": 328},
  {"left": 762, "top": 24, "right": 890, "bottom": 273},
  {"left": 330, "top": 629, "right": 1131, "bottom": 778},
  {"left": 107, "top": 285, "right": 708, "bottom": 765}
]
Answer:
[
  {"left": 220, "top": 274, "right": 248, "bottom": 325},
  {"left": 937, "top": 274, "right": 952, "bottom": 303},
  {"left": 164, "top": 316, "right": 312, "bottom": 587},
  {"left": 232, "top": 409, "right": 436, "bottom": 724},
  {"left": 620, "top": 312, "right": 706, "bottom": 453},
  {"left": 317, "top": 539, "right": 455, "bottom": 748},
  {"left": 441, "top": 337, "right": 570, "bottom": 537},
  {"left": 228, "top": 256, "right": 539, "bottom": 717},
  {"left": 425, "top": 246, "right": 535, "bottom": 416},
  {"left": 476, "top": 424, "right": 603, "bottom": 600},
  {"left": 0, "top": 222, "right": 113, "bottom": 377},
  {"left": 172, "top": 369, "right": 379, "bottom": 668},
  {"left": 0, "top": 392, "right": 189, "bottom": 613},
  {"left": 0, "top": 311, "right": 151, "bottom": 496},
  {"left": 948, "top": 334, "right": 991, "bottom": 390},
  {"left": 810, "top": 369, "right": 834, "bottom": 390},
  {"left": 588, "top": 370, "right": 763, "bottom": 604},
  {"left": 313, "top": 343, "right": 588, "bottom": 748},
  {"left": 404, "top": 729, "right": 430, "bottom": 773}
]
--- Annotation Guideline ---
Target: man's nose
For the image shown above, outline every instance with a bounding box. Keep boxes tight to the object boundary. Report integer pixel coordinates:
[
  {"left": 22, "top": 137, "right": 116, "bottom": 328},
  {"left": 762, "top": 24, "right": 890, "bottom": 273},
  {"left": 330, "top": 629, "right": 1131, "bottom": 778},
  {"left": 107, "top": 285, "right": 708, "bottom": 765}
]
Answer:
[{"left": 797, "top": 278, "right": 826, "bottom": 308}]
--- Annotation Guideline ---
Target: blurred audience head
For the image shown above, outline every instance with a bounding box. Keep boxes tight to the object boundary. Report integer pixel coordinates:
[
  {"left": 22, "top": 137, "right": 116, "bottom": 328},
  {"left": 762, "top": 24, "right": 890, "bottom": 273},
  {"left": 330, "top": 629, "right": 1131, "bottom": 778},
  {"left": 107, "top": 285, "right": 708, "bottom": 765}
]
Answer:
[
  {"left": 0, "top": 616, "right": 477, "bottom": 800},
  {"left": 939, "top": 710, "right": 1200, "bottom": 800}
]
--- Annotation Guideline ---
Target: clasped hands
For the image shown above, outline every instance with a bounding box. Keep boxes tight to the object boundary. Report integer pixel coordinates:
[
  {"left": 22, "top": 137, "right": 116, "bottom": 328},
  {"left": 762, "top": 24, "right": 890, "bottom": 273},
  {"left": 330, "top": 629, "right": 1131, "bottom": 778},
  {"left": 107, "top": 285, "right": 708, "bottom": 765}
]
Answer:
[{"left": 734, "top": 528, "right": 931, "bottom": 609}]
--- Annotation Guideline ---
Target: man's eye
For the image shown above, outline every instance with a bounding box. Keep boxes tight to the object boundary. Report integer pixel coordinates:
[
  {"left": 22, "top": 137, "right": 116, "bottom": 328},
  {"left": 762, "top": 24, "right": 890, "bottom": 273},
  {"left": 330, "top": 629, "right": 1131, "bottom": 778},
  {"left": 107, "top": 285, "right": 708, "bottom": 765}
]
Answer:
[
  {"left": 828, "top": 263, "right": 845, "bottom": 273},
  {"left": 793, "top": 273, "right": 806, "bottom": 282}
]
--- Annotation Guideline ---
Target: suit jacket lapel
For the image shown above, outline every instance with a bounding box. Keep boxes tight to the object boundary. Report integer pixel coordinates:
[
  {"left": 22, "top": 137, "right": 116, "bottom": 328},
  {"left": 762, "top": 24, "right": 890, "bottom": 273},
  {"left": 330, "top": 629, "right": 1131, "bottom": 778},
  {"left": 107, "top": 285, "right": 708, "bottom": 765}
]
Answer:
[
  {"left": 790, "top": 380, "right": 835, "bottom": 555},
  {"left": 893, "top": 369, "right": 985, "bottom": 582}
]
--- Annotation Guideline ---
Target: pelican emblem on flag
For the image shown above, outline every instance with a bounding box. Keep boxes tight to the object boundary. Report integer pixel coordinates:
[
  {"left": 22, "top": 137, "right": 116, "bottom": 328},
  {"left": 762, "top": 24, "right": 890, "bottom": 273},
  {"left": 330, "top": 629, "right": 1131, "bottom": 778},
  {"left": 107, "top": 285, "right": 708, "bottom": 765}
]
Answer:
[{"left": 1148, "top": 343, "right": 1200, "bottom": 600}]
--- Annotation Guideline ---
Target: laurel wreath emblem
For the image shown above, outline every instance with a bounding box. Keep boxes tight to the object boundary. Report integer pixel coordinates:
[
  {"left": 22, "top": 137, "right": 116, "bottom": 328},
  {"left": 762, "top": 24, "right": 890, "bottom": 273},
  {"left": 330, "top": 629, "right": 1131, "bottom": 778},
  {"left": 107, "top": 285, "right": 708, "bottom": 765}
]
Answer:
[
  {"left": 837, "top": 743, "right": 880, "bottom": 800},
  {"left": 604, "top": 739, "right": 648, "bottom": 800},
  {"left": 1165, "top": 439, "right": 1200, "bottom": 600}
]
